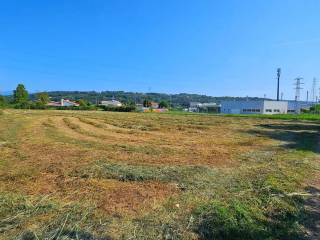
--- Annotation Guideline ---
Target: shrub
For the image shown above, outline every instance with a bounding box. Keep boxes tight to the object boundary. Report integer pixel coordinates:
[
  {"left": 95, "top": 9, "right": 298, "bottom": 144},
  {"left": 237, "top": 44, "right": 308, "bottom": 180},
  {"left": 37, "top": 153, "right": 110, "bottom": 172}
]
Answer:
[
  {"left": 0, "top": 95, "right": 6, "bottom": 108},
  {"left": 14, "top": 102, "right": 32, "bottom": 109},
  {"left": 56, "top": 105, "right": 97, "bottom": 111},
  {"left": 14, "top": 101, "right": 49, "bottom": 109},
  {"left": 100, "top": 105, "right": 136, "bottom": 112}
]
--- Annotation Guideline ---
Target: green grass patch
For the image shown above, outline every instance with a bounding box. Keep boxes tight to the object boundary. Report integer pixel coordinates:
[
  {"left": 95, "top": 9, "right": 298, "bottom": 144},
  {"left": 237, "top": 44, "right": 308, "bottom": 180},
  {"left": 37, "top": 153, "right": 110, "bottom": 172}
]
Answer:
[{"left": 223, "top": 113, "right": 320, "bottom": 121}]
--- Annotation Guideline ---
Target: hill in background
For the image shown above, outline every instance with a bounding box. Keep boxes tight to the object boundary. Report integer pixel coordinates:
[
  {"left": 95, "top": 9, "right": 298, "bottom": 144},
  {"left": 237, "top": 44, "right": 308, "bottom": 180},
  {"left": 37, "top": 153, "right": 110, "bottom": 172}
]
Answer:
[{"left": 25, "top": 91, "right": 265, "bottom": 107}]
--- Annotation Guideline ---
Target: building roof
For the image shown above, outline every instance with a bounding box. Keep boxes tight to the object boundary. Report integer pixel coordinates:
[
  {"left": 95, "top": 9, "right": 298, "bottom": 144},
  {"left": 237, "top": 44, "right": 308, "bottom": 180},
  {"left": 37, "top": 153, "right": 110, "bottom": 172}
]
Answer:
[
  {"left": 221, "top": 99, "right": 288, "bottom": 104},
  {"left": 47, "top": 99, "right": 79, "bottom": 107},
  {"left": 100, "top": 100, "right": 123, "bottom": 106},
  {"left": 101, "top": 100, "right": 121, "bottom": 103}
]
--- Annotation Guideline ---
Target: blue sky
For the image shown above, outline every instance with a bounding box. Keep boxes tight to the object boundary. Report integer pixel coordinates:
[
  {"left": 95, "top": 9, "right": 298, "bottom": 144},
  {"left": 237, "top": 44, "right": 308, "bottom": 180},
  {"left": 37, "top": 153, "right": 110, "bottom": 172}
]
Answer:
[{"left": 1, "top": 0, "right": 320, "bottom": 99}]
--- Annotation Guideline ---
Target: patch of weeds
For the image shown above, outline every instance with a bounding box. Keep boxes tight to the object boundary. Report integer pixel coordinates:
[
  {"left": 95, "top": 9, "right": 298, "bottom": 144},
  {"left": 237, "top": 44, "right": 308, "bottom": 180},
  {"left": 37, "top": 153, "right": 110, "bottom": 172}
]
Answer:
[
  {"left": 264, "top": 195, "right": 304, "bottom": 238},
  {"left": 193, "top": 200, "right": 266, "bottom": 240},
  {"left": 193, "top": 196, "right": 305, "bottom": 240}
]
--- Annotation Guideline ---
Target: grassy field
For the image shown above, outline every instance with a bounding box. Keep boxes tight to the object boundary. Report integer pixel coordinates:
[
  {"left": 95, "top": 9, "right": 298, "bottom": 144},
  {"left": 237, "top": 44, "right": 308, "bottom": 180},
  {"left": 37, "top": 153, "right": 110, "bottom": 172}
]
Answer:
[{"left": 0, "top": 110, "right": 319, "bottom": 239}]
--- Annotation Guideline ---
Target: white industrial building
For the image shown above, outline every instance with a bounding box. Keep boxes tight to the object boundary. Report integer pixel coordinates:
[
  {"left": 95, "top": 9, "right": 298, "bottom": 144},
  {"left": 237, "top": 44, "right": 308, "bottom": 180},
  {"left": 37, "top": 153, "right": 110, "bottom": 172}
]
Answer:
[
  {"left": 189, "top": 102, "right": 221, "bottom": 113},
  {"left": 221, "top": 100, "right": 288, "bottom": 115}
]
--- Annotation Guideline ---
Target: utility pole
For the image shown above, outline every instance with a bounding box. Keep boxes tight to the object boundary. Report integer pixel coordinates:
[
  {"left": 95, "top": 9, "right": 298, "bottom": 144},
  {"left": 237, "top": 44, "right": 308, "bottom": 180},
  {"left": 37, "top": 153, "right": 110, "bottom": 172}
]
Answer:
[
  {"left": 306, "top": 90, "right": 309, "bottom": 102},
  {"left": 277, "top": 68, "right": 281, "bottom": 101}
]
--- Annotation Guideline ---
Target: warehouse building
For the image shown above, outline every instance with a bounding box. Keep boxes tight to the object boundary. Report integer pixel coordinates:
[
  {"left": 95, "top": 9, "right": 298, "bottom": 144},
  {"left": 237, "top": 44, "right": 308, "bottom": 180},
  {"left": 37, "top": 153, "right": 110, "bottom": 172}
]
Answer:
[
  {"left": 221, "top": 100, "right": 288, "bottom": 115},
  {"left": 188, "top": 102, "right": 221, "bottom": 113},
  {"left": 287, "top": 101, "right": 314, "bottom": 114}
]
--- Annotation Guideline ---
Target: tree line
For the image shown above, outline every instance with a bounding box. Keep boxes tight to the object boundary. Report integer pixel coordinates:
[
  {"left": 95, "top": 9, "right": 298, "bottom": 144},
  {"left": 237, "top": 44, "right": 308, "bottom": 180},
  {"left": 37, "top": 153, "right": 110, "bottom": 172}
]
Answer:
[
  {"left": 0, "top": 84, "right": 97, "bottom": 110},
  {"left": 0, "top": 84, "right": 170, "bottom": 111},
  {"left": 26, "top": 90, "right": 263, "bottom": 107},
  {"left": 0, "top": 84, "right": 267, "bottom": 110}
]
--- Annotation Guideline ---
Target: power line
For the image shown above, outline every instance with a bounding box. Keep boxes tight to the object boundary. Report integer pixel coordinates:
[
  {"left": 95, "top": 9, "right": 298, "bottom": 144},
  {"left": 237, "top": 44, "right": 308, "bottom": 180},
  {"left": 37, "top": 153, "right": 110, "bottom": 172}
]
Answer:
[
  {"left": 294, "top": 77, "right": 304, "bottom": 101},
  {"left": 312, "top": 77, "right": 317, "bottom": 102}
]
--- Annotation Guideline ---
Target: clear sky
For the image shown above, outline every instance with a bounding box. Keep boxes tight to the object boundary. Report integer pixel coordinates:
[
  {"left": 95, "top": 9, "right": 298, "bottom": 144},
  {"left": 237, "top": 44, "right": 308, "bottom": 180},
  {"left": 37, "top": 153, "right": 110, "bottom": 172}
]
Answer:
[{"left": 1, "top": 0, "right": 320, "bottom": 100}]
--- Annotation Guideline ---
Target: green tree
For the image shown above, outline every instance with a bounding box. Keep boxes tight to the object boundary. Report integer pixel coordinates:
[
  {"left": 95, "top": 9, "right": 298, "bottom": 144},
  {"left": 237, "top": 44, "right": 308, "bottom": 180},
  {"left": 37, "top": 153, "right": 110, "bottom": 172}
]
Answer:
[
  {"left": 159, "top": 100, "right": 169, "bottom": 109},
  {"left": 126, "top": 100, "right": 136, "bottom": 107},
  {"left": 14, "top": 84, "right": 29, "bottom": 104},
  {"left": 37, "top": 92, "right": 49, "bottom": 105},
  {"left": 78, "top": 99, "right": 88, "bottom": 107},
  {"left": 0, "top": 95, "right": 6, "bottom": 108},
  {"left": 143, "top": 99, "right": 152, "bottom": 108}
]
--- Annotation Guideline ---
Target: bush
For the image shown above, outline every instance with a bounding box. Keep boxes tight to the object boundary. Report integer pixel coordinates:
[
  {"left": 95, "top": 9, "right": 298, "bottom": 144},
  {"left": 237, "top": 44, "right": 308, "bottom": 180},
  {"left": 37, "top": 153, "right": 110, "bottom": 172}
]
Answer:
[
  {"left": 56, "top": 105, "right": 97, "bottom": 111},
  {"left": 14, "top": 102, "right": 32, "bottom": 109},
  {"left": 100, "top": 105, "right": 136, "bottom": 112},
  {"left": 13, "top": 101, "right": 49, "bottom": 109},
  {"left": 0, "top": 95, "right": 6, "bottom": 108}
]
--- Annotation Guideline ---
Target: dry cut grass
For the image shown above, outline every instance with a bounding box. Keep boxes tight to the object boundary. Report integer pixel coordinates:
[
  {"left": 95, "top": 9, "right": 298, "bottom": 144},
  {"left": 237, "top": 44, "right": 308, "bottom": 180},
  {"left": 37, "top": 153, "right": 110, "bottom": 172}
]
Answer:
[{"left": 0, "top": 110, "right": 319, "bottom": 239}]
